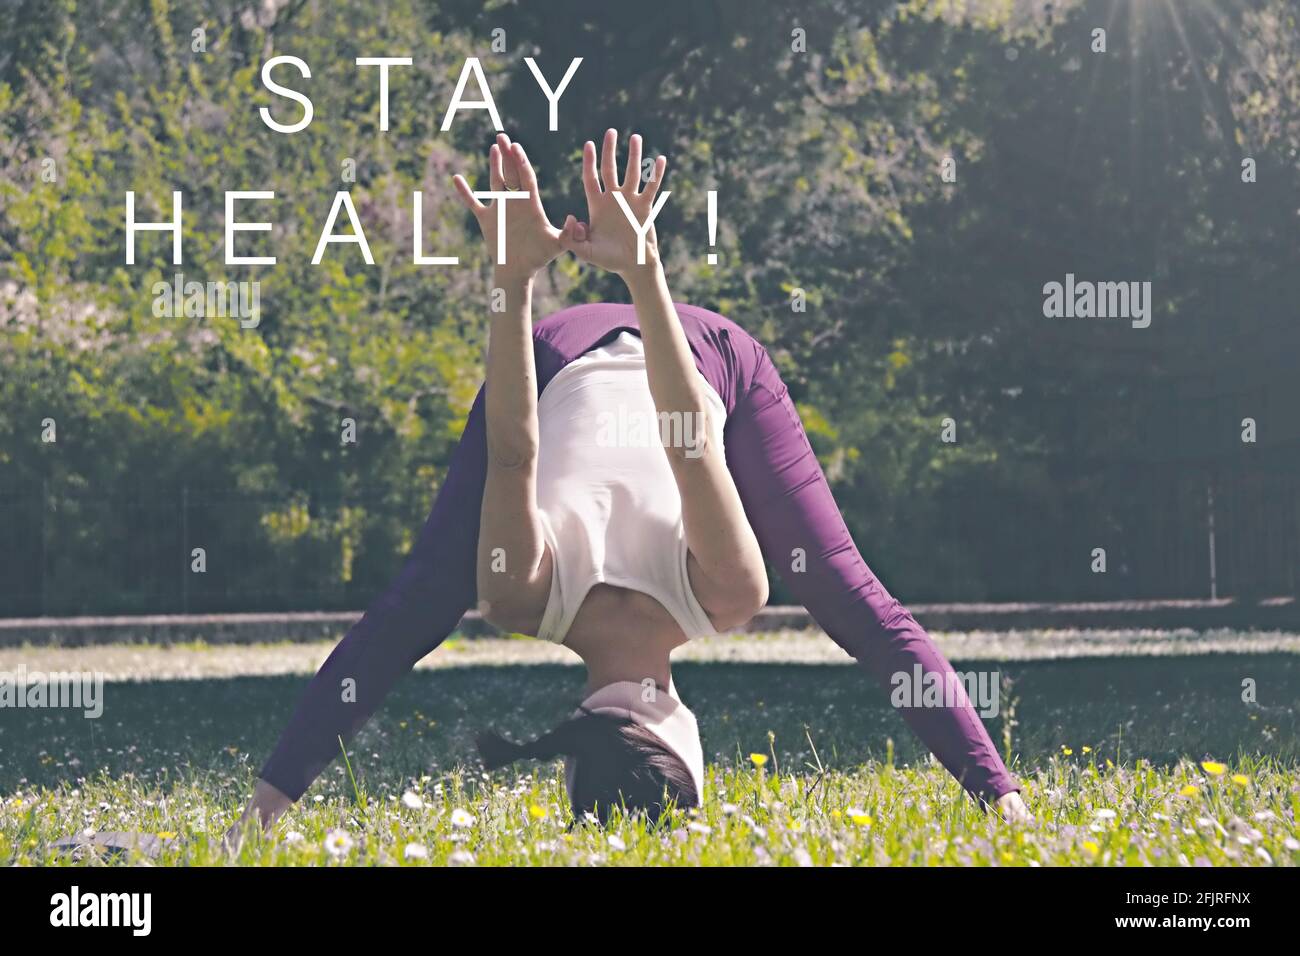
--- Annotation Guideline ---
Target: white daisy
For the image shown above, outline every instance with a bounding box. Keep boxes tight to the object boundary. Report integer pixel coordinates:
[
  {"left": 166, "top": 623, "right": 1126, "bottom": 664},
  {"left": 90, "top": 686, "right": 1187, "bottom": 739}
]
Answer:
[
  {"left": 450, "top": 808, "right": 475, "bottom": 828},
  {"left": 323, "top": 829, "right": 354, "bottom": 858}
]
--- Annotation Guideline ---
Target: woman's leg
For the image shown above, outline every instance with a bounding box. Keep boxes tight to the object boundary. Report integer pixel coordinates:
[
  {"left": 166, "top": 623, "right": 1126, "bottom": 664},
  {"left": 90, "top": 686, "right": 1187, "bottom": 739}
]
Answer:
[
  {"left": 258, "top": 388, "right": 490, "bottom": 801},
  {"left": 625, "top": 269, "right": 769, "bottom": 630},
  {"left": 724, "top": 346, "right": 1020, "bottom": 804},
  {"left": 261, "top": 292, "right": 560, "bottom": 803},
  {"left": 475, "top": 280, "right": 552, "bottom": 633}
]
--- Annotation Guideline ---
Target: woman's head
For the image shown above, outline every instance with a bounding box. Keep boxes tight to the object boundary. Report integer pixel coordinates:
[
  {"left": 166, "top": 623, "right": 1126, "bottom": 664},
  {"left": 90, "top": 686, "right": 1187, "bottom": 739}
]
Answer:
[{"left": 476, "top": 683, "right": 704, "bottom": 825}]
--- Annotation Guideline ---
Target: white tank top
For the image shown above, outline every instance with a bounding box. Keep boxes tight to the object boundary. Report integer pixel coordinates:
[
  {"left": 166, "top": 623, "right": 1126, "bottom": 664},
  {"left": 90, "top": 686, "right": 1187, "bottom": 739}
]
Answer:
[{"left": 534, "top": 331, "right": 727, "bottom": 645}]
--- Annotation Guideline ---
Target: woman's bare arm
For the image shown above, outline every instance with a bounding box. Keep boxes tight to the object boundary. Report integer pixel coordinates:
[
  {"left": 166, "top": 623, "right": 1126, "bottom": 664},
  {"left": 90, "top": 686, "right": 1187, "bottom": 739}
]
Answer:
[
  {"left": 560, "top": 130, "right": 768, "bottom": 627},
  {"left": 454, "top": 134, "right": 559, "bottom": 631},
  {"left": 475, "top": 274, "right": 552, "bottom": 630},
  {"left": 627, "top": 265, "right": 768, "bottom": 626}
]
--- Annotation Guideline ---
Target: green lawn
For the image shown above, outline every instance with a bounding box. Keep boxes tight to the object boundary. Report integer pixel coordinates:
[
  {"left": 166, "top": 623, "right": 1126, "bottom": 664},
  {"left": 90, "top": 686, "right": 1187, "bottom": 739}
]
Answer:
[{"left": 1, "top": 647, "right": 1297, "bottom": 865}]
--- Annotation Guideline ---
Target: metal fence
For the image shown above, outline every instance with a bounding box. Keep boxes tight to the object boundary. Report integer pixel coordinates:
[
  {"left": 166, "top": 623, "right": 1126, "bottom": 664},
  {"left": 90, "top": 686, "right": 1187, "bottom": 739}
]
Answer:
[
  {"left": 2, "top": 459, "right": 1297, "bottom": 618},
  {"left": 0, "top": 483, "right": 431, "bottom": 617}
]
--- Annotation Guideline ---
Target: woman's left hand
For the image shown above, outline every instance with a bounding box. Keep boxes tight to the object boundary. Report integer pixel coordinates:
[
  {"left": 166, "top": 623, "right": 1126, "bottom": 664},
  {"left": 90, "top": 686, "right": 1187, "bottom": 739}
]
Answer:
[
  {"left": 558, "top": 129, "right": 669, "bottom": 280},
  {"left": 453, "top": 133, "right": 562, "bottom": 285}
]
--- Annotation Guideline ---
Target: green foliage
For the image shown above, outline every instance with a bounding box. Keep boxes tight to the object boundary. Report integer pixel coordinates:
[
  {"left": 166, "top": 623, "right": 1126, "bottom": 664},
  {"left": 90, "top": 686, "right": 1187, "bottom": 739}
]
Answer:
[
  {"left": 2, "top": 0, "right": 1298, "bottom": 612},
  {"left": 1, "top": 1, "right": 494, "bottom": 611}
]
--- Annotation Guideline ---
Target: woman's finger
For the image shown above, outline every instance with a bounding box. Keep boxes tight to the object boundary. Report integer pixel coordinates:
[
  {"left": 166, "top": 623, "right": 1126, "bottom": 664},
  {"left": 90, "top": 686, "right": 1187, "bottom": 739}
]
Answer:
[
  {"left": 559, "top": 214, "right": 588, "bottom": 244},
  {"left": 642, "top": 155, "right": 668, "bottom": 203},
  {"left": 581, "top": 140, "right": 601, "bottom": 204},
  {"left": 600, "top": 127, "right": 619, "bottom": 192},
  {"left": 625, "top": 133, "right": 643, "bottom": 195},
  {"left": 497, "top": 132, "right": 520, "bottom": 190},
  {"left": 512, "top": 142, "right": 539, "bottom": 197},
  {"left": 558, "top": 215, "right": 592, "bottom": 259},
  {"left": 489, "top": 143, "right": 506, "bottom": 193},
  {"left": 451, "top": 174, "right": 487, "bottom": 218}
]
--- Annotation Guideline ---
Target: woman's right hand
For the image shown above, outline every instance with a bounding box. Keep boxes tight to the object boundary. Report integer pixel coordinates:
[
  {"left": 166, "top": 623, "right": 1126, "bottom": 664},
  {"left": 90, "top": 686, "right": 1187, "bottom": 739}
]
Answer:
[
  {"left": 223, "top": 778, "right": 293, "bottom": 852},
  {"left": 559, "top": 128, "right": 669, "bottom": 280},
  {"left": 994, "top": 789, "right": 1032, "bottom": 824}
]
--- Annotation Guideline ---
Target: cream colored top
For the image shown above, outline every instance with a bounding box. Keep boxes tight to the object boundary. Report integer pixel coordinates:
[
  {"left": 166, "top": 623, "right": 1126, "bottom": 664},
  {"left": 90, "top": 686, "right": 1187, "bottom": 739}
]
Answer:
[{"left": 534, "top": 331, "right": 726, "bottom": 645}]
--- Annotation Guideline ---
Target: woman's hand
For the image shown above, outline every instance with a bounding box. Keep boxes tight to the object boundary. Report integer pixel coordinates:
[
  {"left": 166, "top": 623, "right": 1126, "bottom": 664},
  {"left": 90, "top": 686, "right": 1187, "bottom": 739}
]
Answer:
[
  {"left": 559, "top": 128, "right": 669, "bottom": 281},
  {"left": 452, "top": 132, "right": 562, "bottom": 286},
  {"left": 222, "top": 778, "right": 293, "bottom": 853},
  {"left": 994, "top": 789, "right": 1031, "bottom": 824}
]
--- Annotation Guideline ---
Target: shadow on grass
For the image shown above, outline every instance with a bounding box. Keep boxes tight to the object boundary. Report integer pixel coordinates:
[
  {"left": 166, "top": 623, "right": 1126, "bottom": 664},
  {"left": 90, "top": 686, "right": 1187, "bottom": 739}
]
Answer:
[{"left": 1, "top": 653, "right": 1296, "bottom": 795}]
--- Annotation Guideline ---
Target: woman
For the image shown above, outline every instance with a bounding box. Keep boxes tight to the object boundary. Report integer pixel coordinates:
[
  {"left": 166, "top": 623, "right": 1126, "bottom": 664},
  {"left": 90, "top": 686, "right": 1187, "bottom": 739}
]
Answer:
[{"left": 231, "top": 131, "right": 1028, "bottom": 836}]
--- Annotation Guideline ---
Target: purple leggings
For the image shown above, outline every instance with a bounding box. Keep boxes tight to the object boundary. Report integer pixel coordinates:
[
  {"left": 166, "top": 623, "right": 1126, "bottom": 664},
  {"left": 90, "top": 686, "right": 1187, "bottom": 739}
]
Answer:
[{"left": 259, "top": 303, "right": 1019, "bottom": 803}]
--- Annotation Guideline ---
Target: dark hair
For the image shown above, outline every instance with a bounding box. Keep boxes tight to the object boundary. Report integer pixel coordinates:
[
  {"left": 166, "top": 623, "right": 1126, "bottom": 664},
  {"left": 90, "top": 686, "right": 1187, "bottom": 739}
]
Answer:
[{"left": 476, "top": 712, "right": 697, "bottom": 825}]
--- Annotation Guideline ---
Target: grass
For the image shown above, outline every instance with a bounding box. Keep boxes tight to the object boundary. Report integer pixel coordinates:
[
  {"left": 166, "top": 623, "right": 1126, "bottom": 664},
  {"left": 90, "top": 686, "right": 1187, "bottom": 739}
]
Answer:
[{"left": 1, "top": 643, "right": 1298, "bottom": 865}]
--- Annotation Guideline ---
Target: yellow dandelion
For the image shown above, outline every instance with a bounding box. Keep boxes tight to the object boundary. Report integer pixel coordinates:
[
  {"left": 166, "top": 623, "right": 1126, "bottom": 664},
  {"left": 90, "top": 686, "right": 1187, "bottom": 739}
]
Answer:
[
  {"left": 830, "top": 809, "right": 842, "bottom": 820},
  {"left": 1178, "top": 784, "right": 1199, "bottom": 797},
  {"left": 529, "top": 805, "right": 548, "bottom": 820},
  {"left": 1061, "top": 746, "right": 1073, "bottom": 756},
  {"left": 1081, "top": 746, "right": 1092, "bottom": 754},
  {"left": 847, "top": 808, "right": 873, "bottom": 826},
  {"left": 1201, "top": 761, "right": 1227, "bottom": 776},
  {"left": 1231, "top": 774, "right": 1249, "bottom": 788},
  {"left": 749, "top": 753, "right": 768, "bottom": 768},
  {"left": 1083, "top": 840, "right": 1099, "bottom": 857},
  {"left": 156, "top": 831, "right": 176, "bottom": 839}
]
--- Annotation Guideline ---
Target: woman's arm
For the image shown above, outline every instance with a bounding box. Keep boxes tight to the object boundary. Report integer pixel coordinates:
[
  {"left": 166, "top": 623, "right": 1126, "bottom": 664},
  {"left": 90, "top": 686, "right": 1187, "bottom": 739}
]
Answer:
[
  {"left": 560, "top": 130, "right": 768, "bottom": 627},
  {"left": 458, "top": 137, "right": 557, "bottom": 630},
  {"left": 475, "top": 275, "right": 553, "bottom": 631}
]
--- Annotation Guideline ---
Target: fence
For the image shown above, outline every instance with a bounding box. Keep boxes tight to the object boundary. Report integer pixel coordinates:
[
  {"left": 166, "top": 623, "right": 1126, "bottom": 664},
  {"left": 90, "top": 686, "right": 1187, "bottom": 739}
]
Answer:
[
  {"left": 0, "top": 483, "right": 430, "bottom": 617},
  {"left": 2, "top": 458, "right": 1298, "bottom": 618}
]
